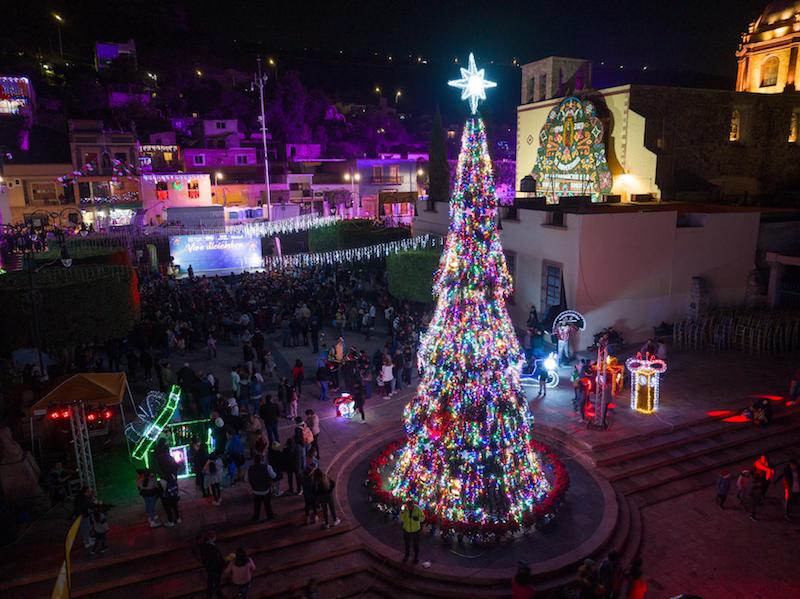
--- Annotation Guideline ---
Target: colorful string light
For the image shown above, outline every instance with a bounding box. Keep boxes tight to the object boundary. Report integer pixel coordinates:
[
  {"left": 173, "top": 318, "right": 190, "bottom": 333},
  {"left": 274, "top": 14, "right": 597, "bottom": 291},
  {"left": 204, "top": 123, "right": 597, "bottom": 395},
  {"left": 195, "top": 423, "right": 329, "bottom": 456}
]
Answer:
[
  {"left": 625, "top": 353, "right": 667, "bottom": 413},
  {"left": 388, "top": 114, "right": 552, "bottom": 529}
]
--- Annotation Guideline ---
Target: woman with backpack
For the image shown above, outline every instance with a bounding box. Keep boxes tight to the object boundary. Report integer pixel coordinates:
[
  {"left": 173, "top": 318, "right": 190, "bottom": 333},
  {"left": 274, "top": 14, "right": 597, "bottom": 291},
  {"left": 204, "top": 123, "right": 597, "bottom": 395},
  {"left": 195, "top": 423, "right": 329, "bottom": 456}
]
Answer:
[
  {"left": 204, "top": 451, "right": 224, "bottom": 506},
  {"left": 136, "top": 469, "right": 162, "bottom": 527},
  {"left": 312, "top": 469, "right": 340, "bottom": 528}
]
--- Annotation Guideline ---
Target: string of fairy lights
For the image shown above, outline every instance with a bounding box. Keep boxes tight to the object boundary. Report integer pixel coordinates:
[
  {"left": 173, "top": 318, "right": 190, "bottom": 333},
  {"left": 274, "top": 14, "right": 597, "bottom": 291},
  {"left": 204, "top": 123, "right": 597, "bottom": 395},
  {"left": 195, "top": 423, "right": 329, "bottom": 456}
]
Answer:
[{"left": 263, "top": 233, "right": 441, "bottom": 269}]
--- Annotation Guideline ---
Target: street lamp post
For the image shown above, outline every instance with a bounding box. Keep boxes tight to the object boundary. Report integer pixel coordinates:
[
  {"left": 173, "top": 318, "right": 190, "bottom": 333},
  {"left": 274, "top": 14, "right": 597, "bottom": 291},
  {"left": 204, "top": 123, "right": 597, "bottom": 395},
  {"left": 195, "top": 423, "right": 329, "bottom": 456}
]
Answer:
[
  {"left": 254, "top": 57, "right": 272, "bottom": 219},
  {"left": 52, "top": 13, "right": 64, "bottom": 58},
  {"left": 343, "top": 169, "right": 361, "bottom": 211}
]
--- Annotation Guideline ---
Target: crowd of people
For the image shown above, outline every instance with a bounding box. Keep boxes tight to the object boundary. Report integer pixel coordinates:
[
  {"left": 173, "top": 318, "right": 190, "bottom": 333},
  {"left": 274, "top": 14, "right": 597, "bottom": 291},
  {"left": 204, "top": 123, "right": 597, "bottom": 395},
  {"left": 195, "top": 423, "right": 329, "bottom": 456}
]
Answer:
[
  {"left": 62, "top": 264, "right": 429, "bottom": 596},
  {"left": 9, "top": 257, "right": 798, "bottom": 599}
]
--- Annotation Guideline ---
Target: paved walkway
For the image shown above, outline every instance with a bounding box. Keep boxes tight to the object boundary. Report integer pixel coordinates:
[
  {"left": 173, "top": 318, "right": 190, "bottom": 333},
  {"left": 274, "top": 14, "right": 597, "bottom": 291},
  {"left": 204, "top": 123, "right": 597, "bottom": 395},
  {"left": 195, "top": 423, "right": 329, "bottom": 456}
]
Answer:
[{"left": 6, "top": 328, "right": 800, "bottom": 598}]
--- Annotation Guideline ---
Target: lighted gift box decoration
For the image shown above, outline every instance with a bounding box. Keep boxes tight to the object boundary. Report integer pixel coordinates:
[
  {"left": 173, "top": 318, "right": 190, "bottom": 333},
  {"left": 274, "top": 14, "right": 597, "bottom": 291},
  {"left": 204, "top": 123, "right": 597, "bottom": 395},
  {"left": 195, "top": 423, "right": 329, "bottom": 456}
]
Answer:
[
  {"left": 335, "top": 393, "right": 355, "bottom": 418},
  {"left": 625, "top": 353, "right": 667, "bottom": 414}
]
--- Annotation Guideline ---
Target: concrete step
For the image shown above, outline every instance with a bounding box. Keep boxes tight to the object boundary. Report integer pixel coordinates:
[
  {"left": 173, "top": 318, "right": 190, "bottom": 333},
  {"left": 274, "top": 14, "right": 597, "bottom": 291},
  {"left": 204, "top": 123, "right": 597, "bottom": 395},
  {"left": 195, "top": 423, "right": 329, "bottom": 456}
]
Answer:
[
  {"left": 601, "top": 414, "right": 800, "bottom": 482},
  {"left": 162, "top": 543, "right": 365, "bottom": 599},
  {"left": 368, "top": 560, "right": 511, "bottom": 599},
  {"left": 593, "top": 403, "right": 797, "bottom": 468},
  {"left": 618, "top": 428, "right": 799, "bottom": 498},
  {"left": 78, "top": 516, "right": 357, "bottom": 599},
  {"left": 633, "top": 445, "right": 799, "bottom": 508}
]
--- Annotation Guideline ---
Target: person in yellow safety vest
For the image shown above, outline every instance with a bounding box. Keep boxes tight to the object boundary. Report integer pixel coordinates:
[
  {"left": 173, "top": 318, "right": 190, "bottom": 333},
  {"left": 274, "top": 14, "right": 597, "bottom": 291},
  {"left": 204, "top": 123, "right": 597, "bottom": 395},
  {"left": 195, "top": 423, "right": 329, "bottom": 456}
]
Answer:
[{"left": 400, "top": 499, "right": 424, "bottom": 564}]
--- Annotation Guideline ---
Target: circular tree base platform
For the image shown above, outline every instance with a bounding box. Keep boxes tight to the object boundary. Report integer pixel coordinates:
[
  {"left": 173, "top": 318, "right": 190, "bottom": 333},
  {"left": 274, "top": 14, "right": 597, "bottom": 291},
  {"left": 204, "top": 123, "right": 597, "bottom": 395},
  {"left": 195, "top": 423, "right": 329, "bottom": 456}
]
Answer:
[
  {"left": 335, "top": 424, "right": 618, "bottom": 578},
  {"left": 366, "top": 438, "right": 569, "bottom": 542}
]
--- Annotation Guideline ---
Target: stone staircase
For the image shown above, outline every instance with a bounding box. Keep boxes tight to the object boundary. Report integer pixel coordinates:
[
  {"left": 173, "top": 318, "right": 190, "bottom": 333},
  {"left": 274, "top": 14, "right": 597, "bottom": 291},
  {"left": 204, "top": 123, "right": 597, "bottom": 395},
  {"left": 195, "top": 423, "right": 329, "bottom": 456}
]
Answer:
[{"left": 591, "top": 401, "right": 800, "bottom": 509}]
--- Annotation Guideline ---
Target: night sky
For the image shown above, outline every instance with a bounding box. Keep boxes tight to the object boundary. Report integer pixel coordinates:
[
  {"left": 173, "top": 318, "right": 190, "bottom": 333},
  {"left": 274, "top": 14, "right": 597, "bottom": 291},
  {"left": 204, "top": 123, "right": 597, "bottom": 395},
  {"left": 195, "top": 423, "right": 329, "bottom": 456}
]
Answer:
[{"left": 1, "top": 1, "right": 765, "bottom": 119}]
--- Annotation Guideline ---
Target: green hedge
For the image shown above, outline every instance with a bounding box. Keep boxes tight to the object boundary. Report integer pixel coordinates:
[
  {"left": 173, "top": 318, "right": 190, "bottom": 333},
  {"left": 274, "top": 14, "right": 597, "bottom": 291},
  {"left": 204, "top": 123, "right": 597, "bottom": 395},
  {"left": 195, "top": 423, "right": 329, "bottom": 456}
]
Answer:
[
  {"left": 387, "top": 248, "right": 442, "bottom": 304},
  {"left": 0, "top": 264, "right": 139, "bottom": 352},
  {"left": 308, "top": 220, "right": 411, "bottom": 252}
]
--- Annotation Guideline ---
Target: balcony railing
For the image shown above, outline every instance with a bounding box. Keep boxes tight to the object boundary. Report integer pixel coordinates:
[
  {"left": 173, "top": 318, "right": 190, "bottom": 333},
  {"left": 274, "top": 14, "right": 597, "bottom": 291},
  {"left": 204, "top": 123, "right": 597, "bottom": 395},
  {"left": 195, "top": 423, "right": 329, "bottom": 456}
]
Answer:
[{"left": 370, "top": 175, "right": 402, "bottom": 184}]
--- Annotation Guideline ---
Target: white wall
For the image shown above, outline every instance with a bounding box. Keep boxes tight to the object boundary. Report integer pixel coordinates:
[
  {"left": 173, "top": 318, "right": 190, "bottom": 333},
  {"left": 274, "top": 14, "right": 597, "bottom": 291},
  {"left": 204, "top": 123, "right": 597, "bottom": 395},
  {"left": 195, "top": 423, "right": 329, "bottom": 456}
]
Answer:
[
  {"left": 574, "top": 211, "right": 676, "bottom": 341},
  {"left": 669, "top": 212, "right": 760, "bottom": 315},
  {"left": 414, "top": 202, "right": 760, "bottom": 344}
]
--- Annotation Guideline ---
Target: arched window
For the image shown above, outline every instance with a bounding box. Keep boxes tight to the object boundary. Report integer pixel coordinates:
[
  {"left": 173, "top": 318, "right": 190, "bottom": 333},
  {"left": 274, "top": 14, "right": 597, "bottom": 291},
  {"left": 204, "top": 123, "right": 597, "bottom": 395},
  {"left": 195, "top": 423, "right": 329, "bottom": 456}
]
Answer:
[
  {"left": 789, "top": 112, "right": 799, "bottom": 143},
  {"left": 760, "top": 56, "right": 779, "bottom": 87},
  {"left": 729, "top": 110, "right": 741, "bottom": 142}
]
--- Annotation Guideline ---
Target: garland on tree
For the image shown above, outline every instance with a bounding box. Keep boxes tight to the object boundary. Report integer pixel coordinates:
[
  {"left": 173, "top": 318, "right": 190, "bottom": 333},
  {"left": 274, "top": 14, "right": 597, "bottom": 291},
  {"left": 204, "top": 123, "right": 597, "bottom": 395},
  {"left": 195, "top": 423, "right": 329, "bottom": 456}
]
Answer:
[{"left": 384, "top": 115, "right": 566, "bottom": 537}]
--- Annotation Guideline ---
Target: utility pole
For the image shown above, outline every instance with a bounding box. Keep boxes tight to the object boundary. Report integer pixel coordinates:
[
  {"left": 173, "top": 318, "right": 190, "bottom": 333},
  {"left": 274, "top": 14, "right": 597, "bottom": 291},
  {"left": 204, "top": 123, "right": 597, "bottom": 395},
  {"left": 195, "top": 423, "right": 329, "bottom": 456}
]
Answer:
[{"left": 255, "top": 57, "right": 272, "bottom": 219}]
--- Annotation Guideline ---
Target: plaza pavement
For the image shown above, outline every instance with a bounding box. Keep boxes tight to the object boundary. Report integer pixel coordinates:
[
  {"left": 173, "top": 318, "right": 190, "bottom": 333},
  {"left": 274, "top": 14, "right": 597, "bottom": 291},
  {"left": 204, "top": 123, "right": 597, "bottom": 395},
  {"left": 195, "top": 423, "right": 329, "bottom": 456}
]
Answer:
[{"left": 3, "top": 327, "right": 800, "bottom": 598}]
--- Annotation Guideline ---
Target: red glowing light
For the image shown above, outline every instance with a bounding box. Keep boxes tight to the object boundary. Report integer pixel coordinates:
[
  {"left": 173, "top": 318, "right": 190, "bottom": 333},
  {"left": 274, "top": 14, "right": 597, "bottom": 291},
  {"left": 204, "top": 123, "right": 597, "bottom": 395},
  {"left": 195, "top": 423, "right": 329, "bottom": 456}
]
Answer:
[
  {"left": 707, "top": 410, "right": 733, "bottom": 417},
  {"left": 87, "top": 413, "right": 96, "bottom": 422},
  {"left": 748, "top": 394, "right": 783, "bottom": 402},
  {"left": 103, "top": 410, "right": 112, "bottom": 419},
  {"left": 722, "top": 415, "right": 750, "bottom": 423},
  {"left": 49, "top": 412, "right": 60, "bottom": 419},
  {"left": 61, "top": 410, "right": 70, "bottom": 418}
]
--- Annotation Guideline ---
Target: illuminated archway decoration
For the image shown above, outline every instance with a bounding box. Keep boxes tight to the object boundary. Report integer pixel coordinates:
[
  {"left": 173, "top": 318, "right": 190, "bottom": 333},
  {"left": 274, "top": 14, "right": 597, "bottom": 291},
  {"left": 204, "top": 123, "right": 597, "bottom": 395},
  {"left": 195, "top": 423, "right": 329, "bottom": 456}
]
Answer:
[
  {"left": 532, "top": 96, "right": 612, "bottom": 202},
  {"left": 551, "top": 309, "right": 587, "bottom": 334},
  {"left": 625, "top": 353, "right": 666, "bottom": 414}
]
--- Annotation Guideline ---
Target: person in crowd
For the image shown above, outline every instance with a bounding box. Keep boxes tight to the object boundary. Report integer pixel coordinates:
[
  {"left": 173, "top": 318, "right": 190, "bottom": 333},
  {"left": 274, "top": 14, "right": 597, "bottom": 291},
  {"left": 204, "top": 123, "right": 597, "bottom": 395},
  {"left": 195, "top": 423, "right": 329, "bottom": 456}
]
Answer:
[
  {"left": 225, "top": 430, "right": 246, "bottom": 484},
  {"left": 753, "top": 453, "right": 775, "bottom": 500},
  {"left": 292, "top": 359, "right": 305, "bottom": 395},
  {"left": 160, "top": 470, "right": 181, "bottom": 527},
  {"left": 247, "top": 454, "right": 276, "bottom": 521},
  {"left": 190, "top": 437, "right": 209, "bottom": 498},
  {"left": 249, "top": 372, "right": 264, "bottom": 416},
  {"left": 313, "top": 469, "right": 340, "bottom": 528},
  {"left": 400, "top": 498, "right": 423, "bottom": 564},
  {"left": 301, "top": 463, "right": 318, "bottom": 524},
  {"left": 206, "top": 333, "right": 217, "bottom": 359},
  {"left": 224, "top": 547, "right": 257, "bottom": 599},
  {"left": 230, "top": 366, "right": 241, "bottom": 401},
  {"left": 268, "top": 441, "right": 285, "bottom": 497},
  {"left": 576, "top": 558, "right": 598, "bottom": 599},
  {"left": 283, "top": 437, "right": 305, "bottom": 495},
  {"left": 260, "top": 395, "right": 280, "bottom": 444},
  {"left": 381, "top": 355, "right": 395, "bottom": 399},
  {"left": 598, "top": 549, "right": 624, "bottom": 599},
  {"left": 74, "top": 486, "right": 96, "bottom": 551},
  {"left": 775, "top": 459, "right": 800, "bottom": 520},
  {"left": 263, "top": 350, "right": 276, "bottom": 380},
  {"left": 537, "top": 359, "right": 549, "bottom": 398},
  {"left": 278, "top": 377, "right": 291, "bottom": 418},
  {"left": 402, "top": 345, "right": 414, "bottom": 387},
  {"left": 90, "top": 506, "right": 110, "bottom": 555},
  {"left": 512, "top": 561, "right": 536, "bottom": 599},
  {"left": 195, "top": 530, "right": 226, "bottom": 599},
  {"left": 317, "top": 361, "right": 330, "bottom": 402},
  {"left": 392, "top": 350, "right": 404, "bottom": 391},
  {"left": 204, "top": 451, "right": 224, "bottom": 506},
  {"left": 288, "top": 387, "right": 299, "bottom": 420},
  {"left": 305, "top": 409, "right": 321, "bottom": 458},
  {"left": 136, "top": 469, "right": 162, "bottom": 527},
  {"left": 624, "top": 557, "right": 647, "bottom": 599},
  {"left": 715, "top": 469, "right": 731, "bottom": 509}
]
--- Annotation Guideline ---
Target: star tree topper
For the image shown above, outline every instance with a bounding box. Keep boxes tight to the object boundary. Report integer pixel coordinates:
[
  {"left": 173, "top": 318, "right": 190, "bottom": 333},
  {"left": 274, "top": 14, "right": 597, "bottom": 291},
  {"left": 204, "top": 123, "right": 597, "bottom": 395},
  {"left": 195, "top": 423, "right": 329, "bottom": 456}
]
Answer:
[{"left": 448, "top": 53, "right": 497, "bottom": 114}]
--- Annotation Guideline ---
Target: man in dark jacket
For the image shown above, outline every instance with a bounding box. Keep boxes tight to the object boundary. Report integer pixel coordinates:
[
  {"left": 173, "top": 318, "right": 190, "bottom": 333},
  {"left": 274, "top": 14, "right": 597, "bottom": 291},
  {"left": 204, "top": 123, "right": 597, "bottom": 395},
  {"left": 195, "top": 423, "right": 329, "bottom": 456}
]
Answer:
[
  {"left": 259, "top": 395, "right": 280, "bottom": 444},
  {"left": 196, "top": 530, "right": 226, "bottom": 599},
  {"left": 247, "top": 454, "right": 276, "bottom": 521}
]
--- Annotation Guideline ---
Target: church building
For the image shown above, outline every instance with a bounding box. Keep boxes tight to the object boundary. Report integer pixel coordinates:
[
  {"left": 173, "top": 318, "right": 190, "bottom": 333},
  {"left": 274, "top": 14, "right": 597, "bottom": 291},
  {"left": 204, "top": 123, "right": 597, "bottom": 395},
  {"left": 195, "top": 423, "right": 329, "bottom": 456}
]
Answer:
[{"left": 516, "top": 2, "right": 800, "bottom": 203}]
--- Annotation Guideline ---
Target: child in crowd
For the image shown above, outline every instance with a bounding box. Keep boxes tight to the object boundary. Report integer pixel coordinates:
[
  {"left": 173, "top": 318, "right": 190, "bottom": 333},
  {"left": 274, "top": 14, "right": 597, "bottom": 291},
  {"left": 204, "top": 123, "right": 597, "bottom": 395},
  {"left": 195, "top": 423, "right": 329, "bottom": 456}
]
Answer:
[
  {"left": 90, "top": 506, "right": 110, "bottom": 555},
  {"left": 288, "top": 388, "right": 299, "bottom": 420},
  {"left": 204, "top": 451, "right": 224, "bottom": 506}
]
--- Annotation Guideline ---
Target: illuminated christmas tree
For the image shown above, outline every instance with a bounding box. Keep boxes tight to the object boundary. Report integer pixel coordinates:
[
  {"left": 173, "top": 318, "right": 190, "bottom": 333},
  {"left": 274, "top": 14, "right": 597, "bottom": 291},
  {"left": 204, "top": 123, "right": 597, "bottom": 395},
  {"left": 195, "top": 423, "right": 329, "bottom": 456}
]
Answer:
[{"left": 389, "top": 54, "right": 552, "bottom": 532}]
